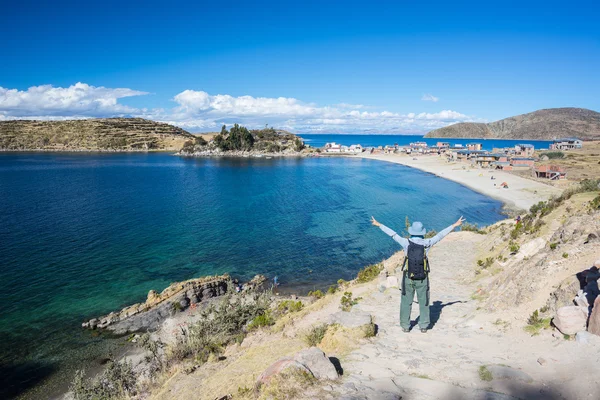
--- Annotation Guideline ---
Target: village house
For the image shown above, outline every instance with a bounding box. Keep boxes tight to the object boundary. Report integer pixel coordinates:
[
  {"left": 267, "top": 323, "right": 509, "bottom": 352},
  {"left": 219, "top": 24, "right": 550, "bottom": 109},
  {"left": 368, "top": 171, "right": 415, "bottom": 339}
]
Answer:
[
  {"left": 550, "top": 138, "right": 583, "bottom": 150},
  {"left": 535, "top": 165, "right": 567, "bottom": 180},
  {"left": 515, "top": 144, "right": 535, "bottom": 157},
  {"left": 455, "top": 149, "right": 486, "bottom": 163},
  {"left": 467, "top": 143, "right": 482, "bottom": 151},
  {"left": 348, "top": 144, "right": 363, "bottom": 153},
  {"left": 436, "top": 142, "right": 450, "bottom": 149},
  {"left": 473, "top": 154, "right": 498, "bottom": 168},
  {"left": 510, "top": 157, "right": 535, "bottom": 169},
  {"left": 493, "top": 161, "right": 513, "bottom": 171},
  {"left": 410, "top": 141, "right": 428, "bottom": 149},
  {"left": 324, "top": 142, "right": 342, "bottom": 153}
]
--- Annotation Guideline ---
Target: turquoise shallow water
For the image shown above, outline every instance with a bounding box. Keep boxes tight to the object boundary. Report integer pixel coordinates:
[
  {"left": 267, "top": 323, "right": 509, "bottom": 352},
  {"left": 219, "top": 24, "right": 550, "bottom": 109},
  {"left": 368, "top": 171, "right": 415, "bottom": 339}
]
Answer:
[
  {"left": 0, "top": 153, "right": 504, "bottom": 398},
  {"left": 299, "top": 134, "right": 554, "bottom": 150}
]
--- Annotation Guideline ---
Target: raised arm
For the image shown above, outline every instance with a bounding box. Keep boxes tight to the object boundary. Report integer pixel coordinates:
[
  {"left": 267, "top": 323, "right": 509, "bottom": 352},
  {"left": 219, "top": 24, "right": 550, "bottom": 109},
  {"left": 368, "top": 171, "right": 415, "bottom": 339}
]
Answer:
[
  {"left": 423, "top": 216, "right": 465, "bottom": 247},
  {"left": 371, "top": 216, "right": 409, "bottom": 249}
]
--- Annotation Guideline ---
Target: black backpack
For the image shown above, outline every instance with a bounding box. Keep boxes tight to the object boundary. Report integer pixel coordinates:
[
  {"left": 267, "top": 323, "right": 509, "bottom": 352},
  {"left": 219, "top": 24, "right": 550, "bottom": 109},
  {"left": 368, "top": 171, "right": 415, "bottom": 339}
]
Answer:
[{"left": 402, "top": 240, "right": 430, "bottom": 280}]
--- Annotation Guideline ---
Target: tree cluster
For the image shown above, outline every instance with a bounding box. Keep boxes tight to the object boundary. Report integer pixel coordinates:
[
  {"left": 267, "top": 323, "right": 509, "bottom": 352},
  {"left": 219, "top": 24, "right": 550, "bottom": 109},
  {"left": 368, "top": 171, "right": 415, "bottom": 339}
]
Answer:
[{"left": 213, "top": 124, "right": 255, "bottom": 151}]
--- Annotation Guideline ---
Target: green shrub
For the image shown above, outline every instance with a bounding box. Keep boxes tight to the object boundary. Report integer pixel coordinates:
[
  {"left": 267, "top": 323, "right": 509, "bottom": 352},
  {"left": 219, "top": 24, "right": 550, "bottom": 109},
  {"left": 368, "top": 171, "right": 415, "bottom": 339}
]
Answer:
[
  {"left": 509, "top": 241, "right": 520, "bottom": 254},
  {"left": 478, "top": 365, "right": 493, "bottom": 382},
  {"left": 529, "top": 201, "right": 547, "bottom": 215},
  {"left": 327, "top": 285, "right": 337, "bottom": 295},
  {"left": 461, "top": 223, "right": 486, "bottom": 234},
  {"left": 304, "top": 324, "right": 329, "bottom": 346},
  {"left": 172, "top": 289, "right": 272, "bottom": 365},
  {"left": 524, "top": 309, "right": 552, "bottom": 335},
  {"left": 477, "top": 257, "right": 494, "bottom": 269},
  {"left": 340, "top": 292, "right": 362, "bottom": 311},
  {"left": 277, "top": 300, "right": 303, "bottom": 313},
  {"left": 549, "top": 242, "right": 558, "bottom": 250},
  {"left": 248, "top": 311, "right": 275, "bottom": 330},
  {"left": 562, "top": 252, "right": 569, "bottom": 258},
  {"left": 356, "top": 263, "right": 383, "bottom": 283},
  {"left": 71, "top": 360, "right": 137, "bottom": 400},
  {"left": 424, "top": 230, "right": 437, "bottom": 238},
  {"left": 308, "top": 289, "right": 324, "bottom": 299},
  {"left": 195, "top": 136, "right": 208, "bottom": 146}
]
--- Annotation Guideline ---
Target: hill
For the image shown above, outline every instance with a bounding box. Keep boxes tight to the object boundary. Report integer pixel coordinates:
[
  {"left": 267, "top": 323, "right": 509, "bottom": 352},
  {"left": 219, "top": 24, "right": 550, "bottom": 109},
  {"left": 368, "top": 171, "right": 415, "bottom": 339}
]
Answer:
[
  {"left": 0, "top": 118, "right": 195, "bottom": 151},
  {"left": 425, "top": 108, "right": 600, "bottom": 140}
]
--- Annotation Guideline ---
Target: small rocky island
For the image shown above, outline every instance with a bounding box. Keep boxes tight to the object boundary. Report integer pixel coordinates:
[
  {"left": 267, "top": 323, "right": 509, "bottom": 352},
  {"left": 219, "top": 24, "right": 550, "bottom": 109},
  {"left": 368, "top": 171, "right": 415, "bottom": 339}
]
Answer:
[{"left": 178, "top": 124, "right": 307, "bottom": 157}]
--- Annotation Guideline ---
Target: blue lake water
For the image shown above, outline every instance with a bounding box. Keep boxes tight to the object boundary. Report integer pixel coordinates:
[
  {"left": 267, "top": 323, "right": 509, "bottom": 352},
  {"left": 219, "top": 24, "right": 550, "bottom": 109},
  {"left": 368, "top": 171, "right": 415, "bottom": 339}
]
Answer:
[
  {"left": 0, "top": 152, "right": 505, "bottom": 398},
  {"left": 299, "top": 134, "right": 554, "bottom": 151}
]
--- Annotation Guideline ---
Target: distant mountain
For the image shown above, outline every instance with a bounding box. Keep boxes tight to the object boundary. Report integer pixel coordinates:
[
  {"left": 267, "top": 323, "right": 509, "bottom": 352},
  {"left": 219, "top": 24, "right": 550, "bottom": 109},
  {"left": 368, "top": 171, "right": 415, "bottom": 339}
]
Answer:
[
  {"left": 425, "top": 108, "right": 600, "bottom": 140},
  {"left": 0, "top": 118, "right": 195, "bottom": 151}
]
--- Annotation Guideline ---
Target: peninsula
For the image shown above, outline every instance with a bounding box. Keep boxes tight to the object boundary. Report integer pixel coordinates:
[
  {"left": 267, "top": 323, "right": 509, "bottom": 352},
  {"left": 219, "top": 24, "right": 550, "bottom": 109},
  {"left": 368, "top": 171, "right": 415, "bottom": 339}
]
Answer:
[
  {"left": 0, "top": 118, "right": 195, "bottom": 151},
  {"left": 178, "top": 124, "right": 306, "bottom": 156},
  {"left": 425, "top": 107, "right": 600, "bottom": 140}
]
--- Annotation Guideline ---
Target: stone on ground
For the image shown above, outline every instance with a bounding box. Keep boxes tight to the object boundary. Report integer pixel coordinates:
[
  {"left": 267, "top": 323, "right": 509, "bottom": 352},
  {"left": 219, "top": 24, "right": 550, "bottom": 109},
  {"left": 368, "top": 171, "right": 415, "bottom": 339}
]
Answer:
[
  {"left": 293, "top": 347, "right": 339, "bottom": 380},
  {"left": 256, "top": 358, "right": 311, "bottom": 387},
  {"left": 576, "top": 331, "right": 600, "bottom": 345},
  {"left": 553, "top": 306, "right": 588, "bottom": 335}
]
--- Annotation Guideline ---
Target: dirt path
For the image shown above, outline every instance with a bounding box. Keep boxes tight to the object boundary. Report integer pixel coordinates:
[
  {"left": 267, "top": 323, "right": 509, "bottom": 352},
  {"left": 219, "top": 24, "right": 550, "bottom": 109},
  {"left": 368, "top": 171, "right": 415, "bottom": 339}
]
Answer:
[{"left": 332, "top": 232, "right": 600, "bottom": 400}]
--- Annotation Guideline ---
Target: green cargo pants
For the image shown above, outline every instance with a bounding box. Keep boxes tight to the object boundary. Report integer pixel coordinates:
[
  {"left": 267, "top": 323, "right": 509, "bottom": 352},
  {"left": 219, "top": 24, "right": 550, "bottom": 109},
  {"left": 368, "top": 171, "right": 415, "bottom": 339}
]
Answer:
[{"left": 400, "top": 276, "right": 430, "bottom": 330}]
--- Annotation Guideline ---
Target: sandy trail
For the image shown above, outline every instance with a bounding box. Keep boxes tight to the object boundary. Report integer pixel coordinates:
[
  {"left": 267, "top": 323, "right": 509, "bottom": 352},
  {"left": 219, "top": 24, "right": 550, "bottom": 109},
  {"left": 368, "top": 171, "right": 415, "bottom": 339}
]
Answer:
[
  {"left": 358, "top": 154, "right": 562, "bottom": 212},
  {"left": 333, "top": 232, "right": 600, "bottom": 400}
]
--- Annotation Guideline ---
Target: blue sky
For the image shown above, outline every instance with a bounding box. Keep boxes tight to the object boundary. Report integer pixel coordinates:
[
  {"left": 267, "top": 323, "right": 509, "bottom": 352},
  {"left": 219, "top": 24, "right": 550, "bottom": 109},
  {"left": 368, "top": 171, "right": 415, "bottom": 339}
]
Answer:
[{"left": 1, "top": 0, "right": 599, "bottom": 133}]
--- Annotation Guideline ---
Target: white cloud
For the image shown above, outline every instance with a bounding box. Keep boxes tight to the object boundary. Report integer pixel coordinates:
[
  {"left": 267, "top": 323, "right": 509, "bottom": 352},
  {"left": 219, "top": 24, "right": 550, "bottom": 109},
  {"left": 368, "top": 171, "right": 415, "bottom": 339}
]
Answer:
[
  {"left": 0, "top": 83, "right": 475, "bottom": 133},
  {"left": 165, "top": 90, "right": 471, "bottom": 133},
  {"left": 421, "top": 94, "right": 439, "bottom": 102},
  {"left": 0, "top": 82, "right": 148, "bottom": 118}
]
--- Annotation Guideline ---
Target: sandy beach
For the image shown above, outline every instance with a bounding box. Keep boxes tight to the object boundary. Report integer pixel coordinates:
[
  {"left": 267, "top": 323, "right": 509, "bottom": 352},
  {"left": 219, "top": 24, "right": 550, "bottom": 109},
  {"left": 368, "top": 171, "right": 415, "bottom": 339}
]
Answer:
[{"left": 359, "top": 153, "right": 563, "bottom": 212}]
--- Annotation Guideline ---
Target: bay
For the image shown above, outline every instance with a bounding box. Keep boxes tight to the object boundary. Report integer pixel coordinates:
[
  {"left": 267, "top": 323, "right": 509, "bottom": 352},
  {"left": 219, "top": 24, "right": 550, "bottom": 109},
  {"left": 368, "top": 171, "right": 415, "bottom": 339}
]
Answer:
[{"left": 0, "top": 151, "right": 504, "bottom": 398}]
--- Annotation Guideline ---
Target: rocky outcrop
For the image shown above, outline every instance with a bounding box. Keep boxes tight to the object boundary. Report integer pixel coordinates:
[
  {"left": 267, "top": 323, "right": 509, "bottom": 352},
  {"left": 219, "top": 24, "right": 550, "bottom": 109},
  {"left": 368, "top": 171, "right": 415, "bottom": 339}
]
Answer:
[
  {"left": 82, "top": 274, "right": 230, "bottom": 334},
  {"left": 0, "top": 118, "right": 195, "bottom": 151},
  {"left": 588, "top": 297, "right": 600, "bottom": 336},
  {"left": 425, "top": 107, "right": 600, "bottom": 140},
  {"left": 82, "top": 274, "right": 267, "bottom": 334}
]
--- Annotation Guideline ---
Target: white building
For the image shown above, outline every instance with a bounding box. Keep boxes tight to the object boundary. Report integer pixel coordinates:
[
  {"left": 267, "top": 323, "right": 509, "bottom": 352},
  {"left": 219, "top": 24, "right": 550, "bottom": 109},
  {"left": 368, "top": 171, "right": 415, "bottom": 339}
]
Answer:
[
  {"left": 324, "top": 142, "right": 342, "bottom": 153},
  {"left": 348, "top": 144, "right": 363, "bottom": 153}
]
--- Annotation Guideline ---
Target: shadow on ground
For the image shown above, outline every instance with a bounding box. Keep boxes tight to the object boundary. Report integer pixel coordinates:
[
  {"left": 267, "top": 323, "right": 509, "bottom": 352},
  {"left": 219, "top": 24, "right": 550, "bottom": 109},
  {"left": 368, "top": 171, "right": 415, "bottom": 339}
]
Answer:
[
  {"left": 408, "top": 300, "right": 466, "bottom": 330},
  {"left": 0, "top": 362, "right": 56, "bottom": 399}
]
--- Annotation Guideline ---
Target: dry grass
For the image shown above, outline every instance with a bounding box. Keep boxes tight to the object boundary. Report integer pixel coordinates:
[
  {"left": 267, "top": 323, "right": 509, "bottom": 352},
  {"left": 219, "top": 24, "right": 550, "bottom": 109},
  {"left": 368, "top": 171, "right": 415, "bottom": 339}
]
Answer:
[
  {"left": 151, "top": 336, "right": 305, "bottom": 400},
  {"left": 535, "top": 141, "right": 600, "bottom": 182},
  {"left": 319, "top": 323, "right": 372, "bottom": 357},
  {"left": 257, "top": 367, "right": 317, "bottom": 400}
]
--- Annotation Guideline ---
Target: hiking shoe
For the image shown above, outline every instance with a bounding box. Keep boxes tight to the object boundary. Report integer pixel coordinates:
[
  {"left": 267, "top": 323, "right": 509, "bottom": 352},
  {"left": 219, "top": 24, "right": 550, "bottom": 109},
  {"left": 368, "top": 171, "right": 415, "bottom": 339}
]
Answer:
[
  {"left": 420, "top": 328, "right": 428, "bottom": 333},
  {"left": 402, "top": 328, "right": 410, "bottom": 333}
]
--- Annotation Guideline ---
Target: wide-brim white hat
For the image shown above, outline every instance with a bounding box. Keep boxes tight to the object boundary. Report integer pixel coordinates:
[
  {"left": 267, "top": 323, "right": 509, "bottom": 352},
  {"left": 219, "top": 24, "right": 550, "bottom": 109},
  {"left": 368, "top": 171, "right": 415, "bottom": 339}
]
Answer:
[{"left": 408, "top": 221, "right": 426, "bottom": 236}]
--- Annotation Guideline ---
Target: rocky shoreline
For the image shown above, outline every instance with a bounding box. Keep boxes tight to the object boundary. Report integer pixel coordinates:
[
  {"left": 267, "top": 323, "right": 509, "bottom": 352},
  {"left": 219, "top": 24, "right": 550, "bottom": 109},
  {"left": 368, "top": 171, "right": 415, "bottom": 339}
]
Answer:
[
  {"left": 82, "top": 274, "right": 266, "bottom": 334},
  {"left": 177, "top": 148, "right": 308, "bottom": 158}
]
